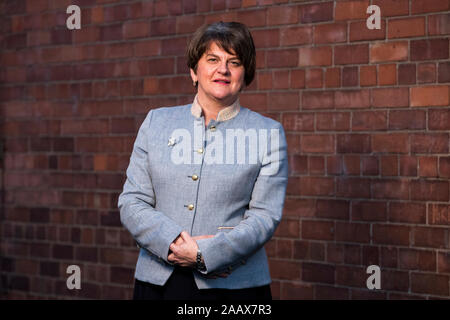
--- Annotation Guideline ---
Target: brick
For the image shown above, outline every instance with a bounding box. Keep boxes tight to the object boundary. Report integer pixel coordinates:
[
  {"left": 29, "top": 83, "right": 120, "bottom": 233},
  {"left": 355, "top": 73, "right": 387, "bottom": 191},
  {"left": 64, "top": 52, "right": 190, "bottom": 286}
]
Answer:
[
  {"left": 314, "top": 23, "right": 347, "bottom": 44},
  {"left": 418, "top": 156, "right": 438, "bottom": 177},
  {"left": 428, "top": 13, "right": 450, "bottom": 36},
  {"left": 429, "top": 108, "right": 450, "bottom": 130},
  {"left": 360, "top": 66, "right": 377, "bottom": 86},
  {"left": 411, "top": 86, "right": 449, "bottom": 107},
  {"left": 280, "top": 26, "right": 312, "bottom": 46},
  {"left": 372, "top": 179, "right": 410, "bottom": 200},
  {"left": 316, "top": 112, "right": 350, "bottom": 131},
  {"left": 372, "top": 133, "right": 409, "bottom": 153},
  {"left": 438, "top": 62, "right": 450, "bottom": 83},
  {"left": 411, "top": 0, "right": 450, "bottom": 14},
  {"left": 302, "top": 91, "right": 334, "bottom": 110},
  {"left": 309, "top": 156, "right": 325, "bottom": 175},
  {"left": 373, "top": 224, "right": 410, "bottom": 246},
  {"left": 411, "top": 39, "right": 449, "bottom": 61},
  {"left": 325, "top": 68, "right": 340, "bottom": 88},
  {"left": 267, "top": 49, "right": 298, "bottom": 68},
  {"left": 372, "top": 0, "right": 409, "bottom": 16},
  {"left": 381, "top": 270, "right": 410, "bottom": 292},
  {"left": 378, "top": 64, "right": 396, "bottom": 86},
  {"left": 399, "top": 156, "right": 418, "bottom": 177},
  {"left": 438, "top": 251, "right": 450, "bottom": 273},
  {"left": 123, "top": 21, "right": 149, "bottom": 39},
  {"left": 316, "top": 285, "right": 349, "bottom": 300},
  {"left": 389, "top": 202, "right": 426, "bottom": 224},
  {"left": 299, "top": 47, "right": 332, "bottom": 66},
  {"left": 283, "top": 198, "right": 315, "bottom": 218},
  {"left": 439, "top": 157, "right": 450, "bottom": 179},
  {"left": 371, "top": 88, "right": 409, "bottom": 108},
  {"left": 337, "top": 177, "right": 371, "bottom": 198},
  {"left": 335, "top": 0, "right": 369, "bottom": 21},
  {"left": 411, "top": 133, "right": 449, "bottom": 154},
  {"left": 305, "top": 69, "right": 323, "bottom": 88},
  {"left": 343, "top": 155, "right": 361, "bottom": 175},
  {"left": 352, "top": 201, "right": 387, "bottom": 221},
  {"left": 282, "top": 113, "right": 314, "bottom": 132},
  {"left": 336, "top": 222, "right": 370, "bottom": 243},
  {"left": 316, "top": 200, "right": 349, "bottom": 220},
  {"left": 352, "top": 111, "right": 387, "bottom": 131},
  {"left": 280, "top": 282, "right": 313, "bottom": 299},
  {"left": 335, "top": 265, "right": 366, "bottom": 288},
  {"left": 399, "top": 248, "right": 436, "bottom": 272},
  {"left": 252, "top": 29, "right": 279, "bottom": 48},
  {"left": 398, "top": 64, "right": 416, "bottom": 85},
  {"left": 302, "top": 220, "right": 335, "bottom": 241},
  {"left": 417, "top": 63, "right": 436, "bottom": 84},
  {"left": 337, "top": 134, "right": 371, "bottom": 153},
  {"left": 335, "top": 90, "right": 370, "bottom": 109},
  {"left": 268, "top": 92, "right": 299, "bottom": 111},
  {"left": 291, "top": 69, "right": 305, "bottom": 89},
  {"left": 350, "top": 20, "right": 385, "bottom": 42},
  {"left": 302, "top": 262, "right": 335, "bottom": 284},
  {"left": 389, "top": 110, "right": 426, "bottom": 130},
  {"left": 269, "top": 70, "right": 290, "bottom": 89},
  {"left": 300, "top": 135, "right": 334, "bottom": 153},
  {"left": 411, "top": 180, "right": 449, "bottom": 201},
  {"left": 269, "top": 260, "right": 302, "bottom": 280},
  {"left": 267, "top": 6, "right": 298, "bottom": 25},
  {"left": 370, "top": 41, "right": 408, "bottom": 62},
  {"left": 299, "top": 2, "right": 334, "bottom": 23},
  {"left": 299, "top": 177, "right": 335, "bottom": 196},
  {"left": 388, "top": 17, "right": 425, "bottom": 39},
  {"left": 380, "top": 155, "right": 398, "bottom": 176},
  {"left": 334, "top": 44, "right": 369, "bottom": 65},
  {"left": 342, "top": 67, "right": 358, "bottom": 87},
  {"left": 413, "top": 226, "right": 448, "bottom": 249},
  {"left": 275, "top": 219, "right": 300, "bottom": 238}
]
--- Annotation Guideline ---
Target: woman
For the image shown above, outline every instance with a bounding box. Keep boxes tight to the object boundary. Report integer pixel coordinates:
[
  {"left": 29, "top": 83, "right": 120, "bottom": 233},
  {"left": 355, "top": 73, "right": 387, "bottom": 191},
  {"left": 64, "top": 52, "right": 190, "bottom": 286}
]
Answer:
[{"left": 118, "top": 21, "right": 288, "bottom": 300}]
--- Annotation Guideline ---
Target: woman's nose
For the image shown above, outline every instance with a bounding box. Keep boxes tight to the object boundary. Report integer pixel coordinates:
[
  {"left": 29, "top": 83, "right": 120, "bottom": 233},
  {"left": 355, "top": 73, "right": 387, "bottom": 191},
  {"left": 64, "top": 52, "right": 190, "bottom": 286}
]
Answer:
[{"left": 217, "top": 61, "right": 230, "bottom": 74}]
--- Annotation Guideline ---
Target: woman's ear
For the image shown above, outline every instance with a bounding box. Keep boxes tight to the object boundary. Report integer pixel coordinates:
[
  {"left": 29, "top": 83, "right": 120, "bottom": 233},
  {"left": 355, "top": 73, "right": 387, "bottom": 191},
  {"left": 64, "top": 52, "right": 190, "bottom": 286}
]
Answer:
[{"left": 190, "top": 68, "right": 197, "bottom": 84}]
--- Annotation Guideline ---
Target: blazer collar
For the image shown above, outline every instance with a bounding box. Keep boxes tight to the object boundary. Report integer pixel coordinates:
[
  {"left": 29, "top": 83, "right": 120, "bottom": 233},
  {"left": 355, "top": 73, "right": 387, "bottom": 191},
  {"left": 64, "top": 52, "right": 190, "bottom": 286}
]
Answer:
[{"left": 191, "top": 93, "right": 241, "bottom": 122}]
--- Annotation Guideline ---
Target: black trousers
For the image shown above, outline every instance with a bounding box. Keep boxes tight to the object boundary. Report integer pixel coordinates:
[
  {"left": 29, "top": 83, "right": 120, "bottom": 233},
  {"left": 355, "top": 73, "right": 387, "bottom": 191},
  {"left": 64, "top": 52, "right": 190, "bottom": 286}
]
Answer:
[{"left": 133, "top": 266, "right": 272, "bottom": 300}]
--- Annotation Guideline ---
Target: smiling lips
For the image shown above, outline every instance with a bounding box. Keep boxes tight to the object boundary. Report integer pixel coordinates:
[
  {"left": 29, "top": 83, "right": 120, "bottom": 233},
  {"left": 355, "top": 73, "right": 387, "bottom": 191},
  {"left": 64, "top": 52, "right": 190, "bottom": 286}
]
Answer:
[{"left": 214, "top": 79, "right": 230, "bottom": 85}]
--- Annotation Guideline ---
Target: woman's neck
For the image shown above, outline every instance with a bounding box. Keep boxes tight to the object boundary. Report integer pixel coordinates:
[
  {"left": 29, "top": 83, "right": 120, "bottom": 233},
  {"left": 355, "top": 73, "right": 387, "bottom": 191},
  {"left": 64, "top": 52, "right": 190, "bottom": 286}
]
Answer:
[{"left": 197, "top": 93, "right": 237, "bottom": 126}]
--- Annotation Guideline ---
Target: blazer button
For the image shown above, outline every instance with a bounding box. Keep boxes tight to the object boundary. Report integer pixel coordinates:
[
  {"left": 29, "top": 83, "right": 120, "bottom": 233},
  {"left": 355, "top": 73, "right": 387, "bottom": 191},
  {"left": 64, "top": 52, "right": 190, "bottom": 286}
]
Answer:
[
  {"left": 210, "top": 126, "right": 216, "bottom": 132},
  {"left": 191, "top": 174, "right": 198, "bottom": 181},
  {"left": 187, "top": 204, "right": 194, "bottom": 210},
  {"left": 241, "top": 259, "right": 246, "bottom": 265},
  {"left": 196, "top": 148, "right": 204, "bottom": 154}
]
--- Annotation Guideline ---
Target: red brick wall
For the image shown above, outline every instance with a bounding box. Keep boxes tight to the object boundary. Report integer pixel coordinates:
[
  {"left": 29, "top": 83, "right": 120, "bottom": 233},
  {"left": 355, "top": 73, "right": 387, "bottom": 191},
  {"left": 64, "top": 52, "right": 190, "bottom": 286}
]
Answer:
[{"left": 0, "top": 0, "right": 449, "bottom": 299}]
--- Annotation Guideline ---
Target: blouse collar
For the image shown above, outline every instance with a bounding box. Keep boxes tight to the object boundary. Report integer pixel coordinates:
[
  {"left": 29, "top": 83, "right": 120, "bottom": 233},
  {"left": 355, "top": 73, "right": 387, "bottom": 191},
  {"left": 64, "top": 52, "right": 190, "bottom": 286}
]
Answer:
[{"left": 190, "top": 93, "right": 241, "bottom": 122}]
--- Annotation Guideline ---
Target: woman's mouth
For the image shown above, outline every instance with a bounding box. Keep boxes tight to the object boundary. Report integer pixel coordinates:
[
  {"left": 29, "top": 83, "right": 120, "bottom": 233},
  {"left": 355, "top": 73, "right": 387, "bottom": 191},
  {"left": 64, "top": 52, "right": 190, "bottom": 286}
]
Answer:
[{"left": 214, "top": 80, "right": 230, "bottom": 85}]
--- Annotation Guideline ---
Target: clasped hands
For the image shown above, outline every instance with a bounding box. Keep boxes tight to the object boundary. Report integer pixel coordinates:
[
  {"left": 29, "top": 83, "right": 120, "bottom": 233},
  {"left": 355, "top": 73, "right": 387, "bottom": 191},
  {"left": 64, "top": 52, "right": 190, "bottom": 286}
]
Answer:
[{"left": 167, "top": 231, "right": 231, "bottom": 279}]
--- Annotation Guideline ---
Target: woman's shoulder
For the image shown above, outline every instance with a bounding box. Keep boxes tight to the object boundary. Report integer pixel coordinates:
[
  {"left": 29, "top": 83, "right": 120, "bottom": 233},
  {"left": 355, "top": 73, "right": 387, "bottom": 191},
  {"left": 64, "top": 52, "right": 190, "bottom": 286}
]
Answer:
[{"left": 145, "top": 103, "right": 192, "bottom": 122}]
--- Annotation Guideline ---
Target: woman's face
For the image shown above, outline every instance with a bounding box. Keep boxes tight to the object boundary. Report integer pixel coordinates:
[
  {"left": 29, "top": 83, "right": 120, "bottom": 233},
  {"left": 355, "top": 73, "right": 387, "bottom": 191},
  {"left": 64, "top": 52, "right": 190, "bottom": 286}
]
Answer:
[{"left": 190, "top": 41, "right": 245, "bottom": 105}]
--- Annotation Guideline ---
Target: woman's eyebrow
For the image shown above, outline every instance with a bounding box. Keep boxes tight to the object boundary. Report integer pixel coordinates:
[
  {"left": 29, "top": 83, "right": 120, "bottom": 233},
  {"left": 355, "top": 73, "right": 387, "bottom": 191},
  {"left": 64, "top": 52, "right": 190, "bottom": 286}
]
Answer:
[{"left": 206, "top": 53, "right": 240, "bottom": 60}]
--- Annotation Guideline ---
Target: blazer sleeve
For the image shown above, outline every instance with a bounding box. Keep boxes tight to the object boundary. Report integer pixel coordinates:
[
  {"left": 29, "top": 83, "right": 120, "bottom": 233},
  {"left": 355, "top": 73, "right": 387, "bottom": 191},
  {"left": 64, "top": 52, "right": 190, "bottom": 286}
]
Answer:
[
  {"left": 118, "top": 110, "right": 183, "bottom": 264},
  {"left": 196, "top": 122, "right": 289, "bottom": 274}
]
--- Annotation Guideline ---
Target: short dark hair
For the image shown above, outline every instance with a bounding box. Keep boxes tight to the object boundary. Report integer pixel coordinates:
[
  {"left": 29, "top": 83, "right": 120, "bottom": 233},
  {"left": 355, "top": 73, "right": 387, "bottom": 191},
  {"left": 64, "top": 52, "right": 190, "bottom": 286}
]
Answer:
[{"left": 186, "top": 21, "right": 256, "bottom": 87}]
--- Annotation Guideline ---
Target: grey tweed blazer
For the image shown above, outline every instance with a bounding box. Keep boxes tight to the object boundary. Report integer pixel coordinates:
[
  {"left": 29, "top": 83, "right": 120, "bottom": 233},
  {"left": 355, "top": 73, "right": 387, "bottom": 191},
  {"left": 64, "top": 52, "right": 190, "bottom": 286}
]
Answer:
[{"left": 118, "top": 95, "right": 288, "bottom": 289}]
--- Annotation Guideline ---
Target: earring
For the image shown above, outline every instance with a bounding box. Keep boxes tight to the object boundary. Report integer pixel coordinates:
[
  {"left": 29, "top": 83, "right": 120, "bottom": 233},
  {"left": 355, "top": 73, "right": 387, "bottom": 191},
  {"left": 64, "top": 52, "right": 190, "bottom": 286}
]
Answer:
[{"left": 193, "top": 81, "right": 198, "bottom": 87}]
